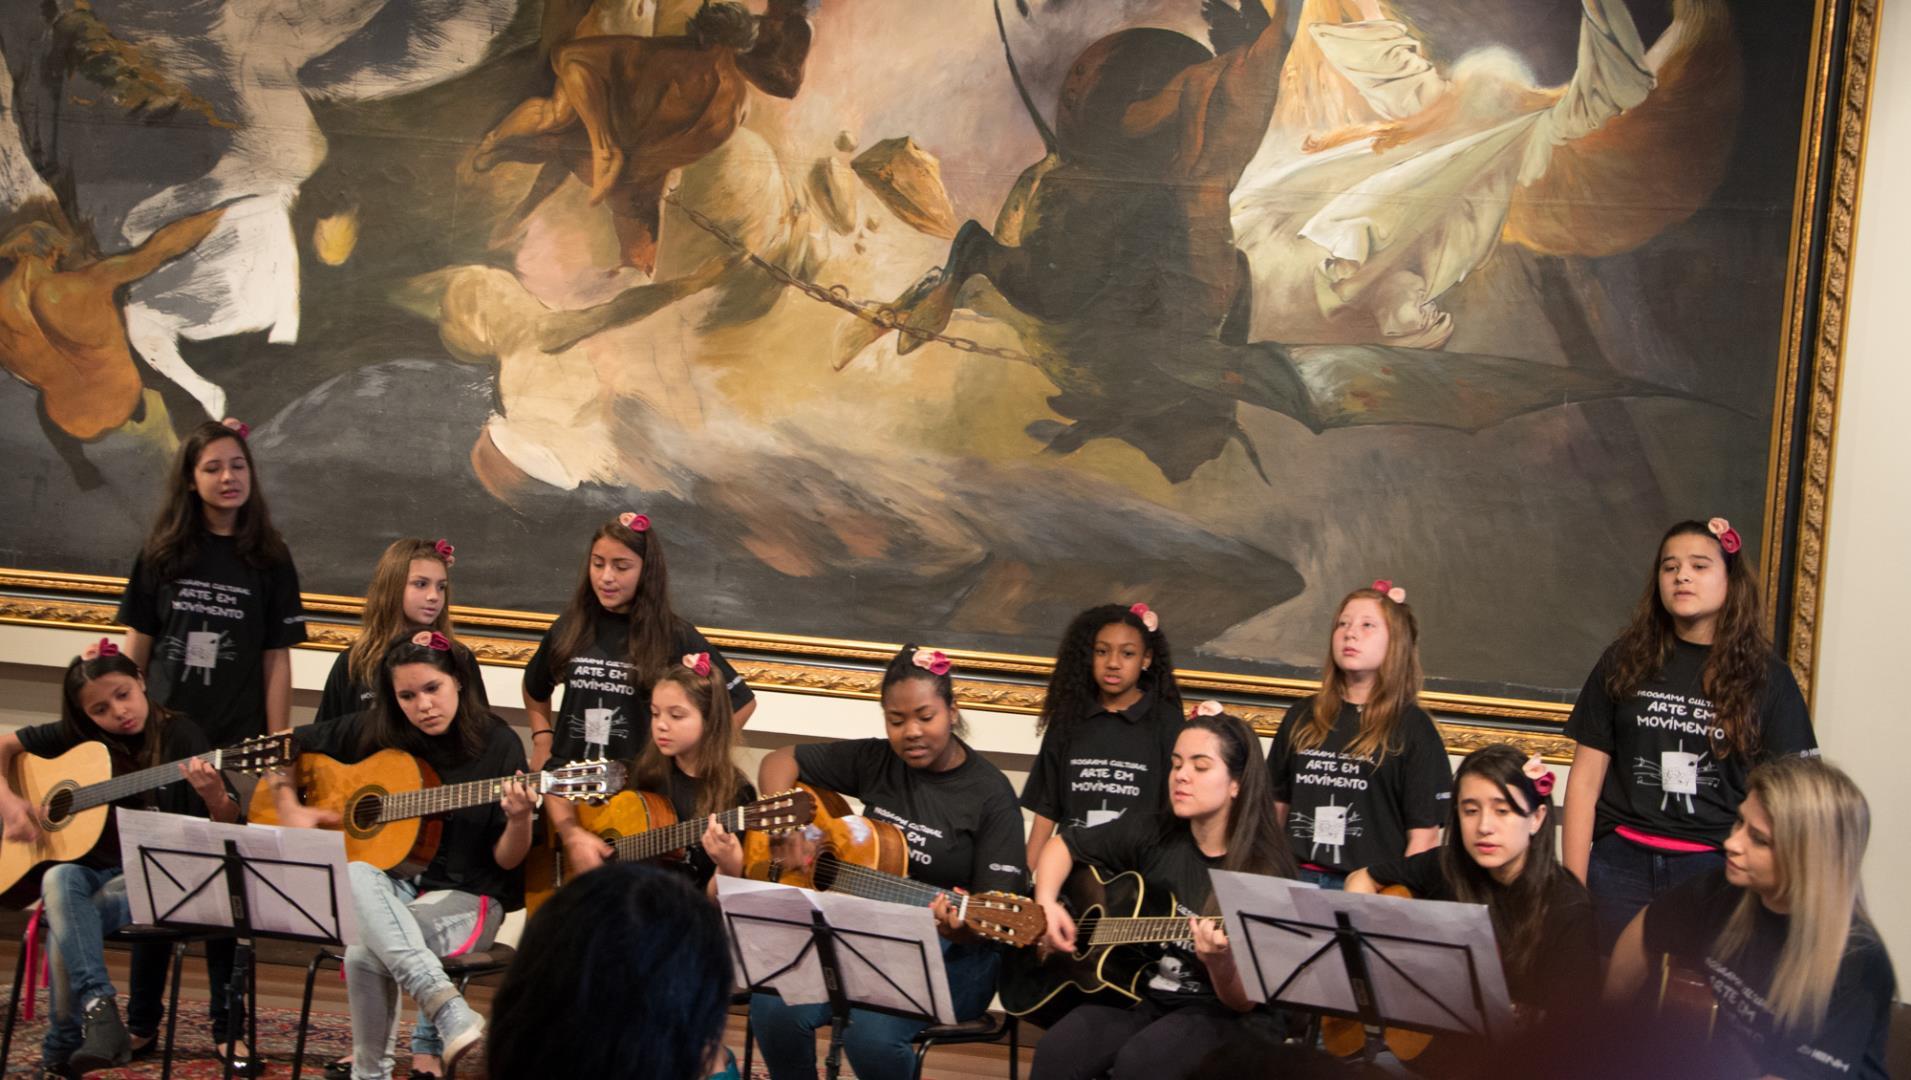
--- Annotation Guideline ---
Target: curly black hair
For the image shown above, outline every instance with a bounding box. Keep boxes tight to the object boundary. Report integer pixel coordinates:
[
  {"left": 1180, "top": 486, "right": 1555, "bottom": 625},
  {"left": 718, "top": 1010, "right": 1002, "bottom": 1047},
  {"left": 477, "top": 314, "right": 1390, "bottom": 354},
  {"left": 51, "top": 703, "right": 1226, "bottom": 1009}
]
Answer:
[{"left": 1037, "top": 603, "right": 1182, "bottom": 735}]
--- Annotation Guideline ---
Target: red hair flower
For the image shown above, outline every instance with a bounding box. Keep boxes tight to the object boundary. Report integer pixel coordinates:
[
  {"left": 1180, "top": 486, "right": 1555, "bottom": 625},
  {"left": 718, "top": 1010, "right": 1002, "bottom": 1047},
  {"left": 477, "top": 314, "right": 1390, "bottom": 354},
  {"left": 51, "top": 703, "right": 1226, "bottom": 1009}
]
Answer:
[
  {"left": 1522, "top": 754, "right": 1557, "bottom": 798},
  {"left": 80, "top": 638, "right": 120, "bottom": 662},
  {"left": 682, "top": 652, "right": 712, "bottom": 677},
  {"left": 912, "top": 648, "right": 952, "bottom": 677},
  {"left": 618, "top": 512, "right": 651, "bottom": 533},
  {"left": 1189, "top": 700, "right": 1224, "bottom": 719},
  {"left": 1372, "top": 579, "right": 1406, "bottom": 604},
  {"left": 220, "top": 417, "right": 251, "bottom": 439},
  {"left": 433, "top": 539, "right": 456, "bottom": 567},
  {"left": 411, "top": 630, "right": 452, "bottom": 651},
  {"left": 1128, "top": 602, "right": 1160, "bottom": 633},
  {"left": 1707, "top": 517, "right": 1742, "bottom": 556}
]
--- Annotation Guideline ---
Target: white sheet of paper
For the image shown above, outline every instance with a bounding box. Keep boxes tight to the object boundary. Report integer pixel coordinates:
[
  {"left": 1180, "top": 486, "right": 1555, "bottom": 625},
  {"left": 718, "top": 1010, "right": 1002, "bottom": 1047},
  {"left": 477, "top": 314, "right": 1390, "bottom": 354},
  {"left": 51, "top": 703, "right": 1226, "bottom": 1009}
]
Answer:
[
  {"left": 1210, "top": 870, "right": 1327, "bottom": 1005},
  {"left": 715, "top": 877, "right": 954, "bottom": 1024},
  {"left": 117, "top": 810, "right": 354, "bottom": 944}
]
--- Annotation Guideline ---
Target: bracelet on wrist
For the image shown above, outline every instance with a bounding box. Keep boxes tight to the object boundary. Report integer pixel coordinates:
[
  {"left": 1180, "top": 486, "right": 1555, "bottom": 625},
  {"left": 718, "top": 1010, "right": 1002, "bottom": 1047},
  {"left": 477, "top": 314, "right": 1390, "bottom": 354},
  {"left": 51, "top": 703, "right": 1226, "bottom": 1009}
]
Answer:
[{"left": 530, "top": 729, "right": 553, "bottom": 741}]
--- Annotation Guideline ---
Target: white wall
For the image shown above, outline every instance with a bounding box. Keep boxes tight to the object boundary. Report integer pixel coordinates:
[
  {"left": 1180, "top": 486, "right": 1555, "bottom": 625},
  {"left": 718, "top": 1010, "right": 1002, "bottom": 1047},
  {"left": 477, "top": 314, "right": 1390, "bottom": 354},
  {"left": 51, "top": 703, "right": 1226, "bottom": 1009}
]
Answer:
[{"left": 1813, "top": 0, "right": 1911, "bottom": 966}]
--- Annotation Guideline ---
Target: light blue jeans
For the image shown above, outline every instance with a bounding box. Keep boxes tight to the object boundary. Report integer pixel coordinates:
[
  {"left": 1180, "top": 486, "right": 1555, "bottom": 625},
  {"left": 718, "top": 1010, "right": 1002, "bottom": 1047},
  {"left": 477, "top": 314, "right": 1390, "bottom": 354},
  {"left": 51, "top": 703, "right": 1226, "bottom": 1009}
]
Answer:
[
  {"left": 343, "top": 863, "right": 498, "bottom": 1080},
  {"left": 40, "top": 863, "right": 134, "bottom": 1063}
]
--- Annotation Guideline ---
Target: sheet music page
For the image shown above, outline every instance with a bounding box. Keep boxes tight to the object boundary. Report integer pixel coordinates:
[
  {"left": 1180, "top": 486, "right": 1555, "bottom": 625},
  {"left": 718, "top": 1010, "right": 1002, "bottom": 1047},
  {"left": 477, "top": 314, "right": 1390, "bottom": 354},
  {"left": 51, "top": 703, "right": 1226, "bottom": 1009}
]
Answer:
[
  {"left": 811, "top": 889, "right": 954, "bottom": 1024},
  {"left": 117, "top": 810, "right": 233, "bottom": 928},
  {"left": 117, "top": 811, "right": 355, "bottom": 943},
  {"left": 239, "top": 824, "right": 356, "bottom": 945},
  {"left": 716, "top": 877, "right": 829, "bottom": 1004},
  {"left": 1210, "top": 870, "right": 1336, "bottom": 1007}
]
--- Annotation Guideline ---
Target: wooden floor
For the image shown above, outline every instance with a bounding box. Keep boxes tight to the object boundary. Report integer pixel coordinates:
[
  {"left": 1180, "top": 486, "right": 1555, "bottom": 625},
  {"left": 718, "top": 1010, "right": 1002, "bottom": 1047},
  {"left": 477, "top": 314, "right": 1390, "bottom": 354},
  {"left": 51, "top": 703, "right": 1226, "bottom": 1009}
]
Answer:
[{"left": 0, "top": 938, "right": 1034, "bottom": 1078}]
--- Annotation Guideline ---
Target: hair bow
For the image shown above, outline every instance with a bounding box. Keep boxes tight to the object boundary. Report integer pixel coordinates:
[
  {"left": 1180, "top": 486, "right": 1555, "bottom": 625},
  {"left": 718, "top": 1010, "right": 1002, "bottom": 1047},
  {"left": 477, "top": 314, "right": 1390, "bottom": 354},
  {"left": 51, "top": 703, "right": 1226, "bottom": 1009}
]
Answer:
[
  {"left": 912, "top": 648, "right": 952, "bottom": 677},
  {"left": 682, "top": 652, "right": 712, "bottom": 677},
  {"left": 80, "top": 638, "right": 120, "bottom": 662},
  {"left": 618, "top": 512, "right": 651, "bottom": 533},
  {"left": 1189, "top": 700, "right": 1225, "bottom": 719},
  {"left": 433, "top": 538, "right": 456, "bottom": 567},
  {"left": 411, "top": 630, "right": 452, "bottom": 651},
  {"left": 1128, "top": 602, "right": 1160, "bottom": 633},
  {"left": 1371, "top": 578, "right": 1407, "bottom": 604},
  {"left": 1522, "top": 754, "right": 1557, "bottom": 798},
  {"left": 220, "top": 417, "right": 251, "bottom": 439},
  {"left": 1706, "top": 517, "right": 1743, "bottom": 556}
]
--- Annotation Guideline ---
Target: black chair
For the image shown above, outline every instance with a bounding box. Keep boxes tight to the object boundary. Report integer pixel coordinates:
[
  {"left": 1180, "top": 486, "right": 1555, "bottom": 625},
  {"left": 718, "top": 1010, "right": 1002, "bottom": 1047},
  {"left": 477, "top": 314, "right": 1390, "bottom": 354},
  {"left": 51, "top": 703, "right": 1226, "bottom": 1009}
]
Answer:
[
  {"left": 289, "top": 944, "right": 517, "bottom": 1080},
  {"left": 3, "top": 915, "right": 214, "bottom": 1080},
  {"left": 912, "top": 1010, "right": 1021, "bottom": 1080}
]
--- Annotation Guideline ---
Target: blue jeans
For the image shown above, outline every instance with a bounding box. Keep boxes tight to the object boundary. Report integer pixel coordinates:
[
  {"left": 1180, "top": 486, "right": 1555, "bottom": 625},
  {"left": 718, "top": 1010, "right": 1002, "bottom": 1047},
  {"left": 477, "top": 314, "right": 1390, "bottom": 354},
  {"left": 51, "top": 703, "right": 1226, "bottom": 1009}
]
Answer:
[
  {"left": 1587, "top": 831, "right": 1723, "bottom": 952},
  {"left": 749, "top": 938, "right": 1000, "bottom": 1080},
  {"left": 343, "top": 863, "right": 498, "bottom": 1080},
  {"left": 40, "top": 864, "right": 134, "bottom": 1063},
  {"left": 1297, "top": 867, "right": 1346, "bottom": 891}
]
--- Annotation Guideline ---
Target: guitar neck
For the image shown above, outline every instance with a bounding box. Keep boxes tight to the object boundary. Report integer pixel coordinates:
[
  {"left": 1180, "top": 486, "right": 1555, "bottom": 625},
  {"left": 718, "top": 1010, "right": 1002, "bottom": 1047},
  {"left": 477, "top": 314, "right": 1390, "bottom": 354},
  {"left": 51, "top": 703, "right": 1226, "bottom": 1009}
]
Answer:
[
  {"left": 1083, "top": 914, "right": 1222, "bottom": 947},
  {"left": 68, "top": 749, "right": 223, "bottom": 814},
  {"left": 377, "top": 773, "right": 546, "bottom": 823},
  {"left": 819, "top": 858, "right": 949, "bottom": 910},
  {"left": 610, "top": 804, "right": 748, "bottom": 864}
]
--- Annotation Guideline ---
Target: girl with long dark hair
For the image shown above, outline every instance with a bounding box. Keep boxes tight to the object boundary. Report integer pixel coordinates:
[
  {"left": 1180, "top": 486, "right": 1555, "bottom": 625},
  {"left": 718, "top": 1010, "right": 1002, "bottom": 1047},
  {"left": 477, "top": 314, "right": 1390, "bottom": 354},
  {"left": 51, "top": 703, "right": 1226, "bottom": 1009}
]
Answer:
[
  {"left": 1029, "top": 709, "right": 1297, "bottom": 1080},
  {"left": 1562, "top": 518, "right": 1815, "bottom": 948}
]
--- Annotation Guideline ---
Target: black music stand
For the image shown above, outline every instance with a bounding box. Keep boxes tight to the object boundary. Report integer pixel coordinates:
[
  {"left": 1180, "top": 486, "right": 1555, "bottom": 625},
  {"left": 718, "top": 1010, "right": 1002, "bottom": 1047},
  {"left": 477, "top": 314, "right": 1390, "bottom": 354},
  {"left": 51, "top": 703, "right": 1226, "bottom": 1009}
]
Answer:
[
  {"left": 1210, "top": 869, "right": 1513, "bottom": 1063},
  {"left": 120, "top": 811, "right": 353, "bottom": 1080},
  {"left": 719, "top": 880, "right": 950, "bottom": 1080}
]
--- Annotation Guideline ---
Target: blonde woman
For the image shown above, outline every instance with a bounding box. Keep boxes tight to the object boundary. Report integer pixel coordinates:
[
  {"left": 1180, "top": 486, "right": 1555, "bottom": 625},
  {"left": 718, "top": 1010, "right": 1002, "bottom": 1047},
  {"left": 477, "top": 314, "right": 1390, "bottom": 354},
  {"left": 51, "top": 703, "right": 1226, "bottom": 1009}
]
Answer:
[
  {"left": 317, "top": 537, "right": 485, "bottom": 722},
  {"left": 1604, "top": 756, "right": 1895, "bottom": 1079}
]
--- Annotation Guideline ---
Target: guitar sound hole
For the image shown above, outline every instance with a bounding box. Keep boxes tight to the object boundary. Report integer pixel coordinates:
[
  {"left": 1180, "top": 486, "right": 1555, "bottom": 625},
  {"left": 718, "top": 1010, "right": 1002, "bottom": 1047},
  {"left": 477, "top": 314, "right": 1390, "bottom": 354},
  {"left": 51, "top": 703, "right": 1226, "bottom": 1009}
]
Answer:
[
  {"left": 351, "top": 794, "right": 383, "bottom": 831},
  {"left": 43, "top": 789, "right": 74, "bottom": 827},
  {"left": 812, "top": 851, "right": 839, "bottom": 892}
]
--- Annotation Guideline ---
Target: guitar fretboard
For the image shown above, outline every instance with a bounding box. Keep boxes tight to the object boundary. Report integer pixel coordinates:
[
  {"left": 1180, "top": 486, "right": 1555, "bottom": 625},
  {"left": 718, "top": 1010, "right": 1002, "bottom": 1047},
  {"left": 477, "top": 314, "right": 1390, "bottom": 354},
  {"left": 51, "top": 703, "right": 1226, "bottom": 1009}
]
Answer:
[
  {"left": 377, "top": 774, "right": 548, "bottom": 822},
  {"left": 1079, "top": 914, "right": 1222, "bottom": 947},
  {"left": 611, "top": 804, "right": 749, "bottom": 864},
  {"left": 817, "top": 858, "right": 951, "bottom": 910},
  {"left": 67, "top": 749, "right": 223, "bottom": 814}
]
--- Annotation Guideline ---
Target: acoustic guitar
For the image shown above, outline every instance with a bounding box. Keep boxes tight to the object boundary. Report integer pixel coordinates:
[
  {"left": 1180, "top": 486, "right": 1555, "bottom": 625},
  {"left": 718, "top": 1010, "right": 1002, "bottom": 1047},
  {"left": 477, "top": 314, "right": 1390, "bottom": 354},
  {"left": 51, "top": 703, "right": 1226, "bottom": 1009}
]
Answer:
[
  {"left": 0, "top": 732, "right": 294, "bottom": 903},
  {"left": 1319, "top": 884, "right": 1434, "bottom": 1061},
  {"left": 247, "top": 749, "right": 621, "bottom": 875},
  {"left": 523, "top": 787, "right": 816, "bottom": 914},
  {"left": 998, "top": 863, "right": 1209, "bottom": 1027},
  {"left": 740, "top": 782, "right": 1047, "bottom": 948}
]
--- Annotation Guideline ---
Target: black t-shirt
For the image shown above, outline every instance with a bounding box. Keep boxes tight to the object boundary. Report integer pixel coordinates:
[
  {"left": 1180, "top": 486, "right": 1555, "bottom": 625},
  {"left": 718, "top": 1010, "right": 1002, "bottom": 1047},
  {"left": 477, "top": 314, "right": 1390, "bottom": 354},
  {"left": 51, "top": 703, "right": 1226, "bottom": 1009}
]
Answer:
[
  {"left": 792, "top": 737, "right": 1026, "bottom": 896},
  {"left": 293, "top": 712, "right": 528, "bottom": 909},
  {"left": 1644, "top": 868, "right": 1895, "bottom": 1080},
  {"left": 522, "top": 612, "right": 752, "bottom": 766},
  {"left": 1367, "top": 850, "right": 1598, "bottom": 1017},
  {"left": 315, "top": 643, "right": 491, "bottom": 724},
  {"left": 1565, "top": 641, "right": 1816, "bottom": 845},
  {"left": 1020, "top": 680, "right": 1180, "bottom": 832},
  {"left": 650, "top": 763, "right": 758, "bottom": 889},
  {"left": 16, "top": 716, "right": 223, "bottom": 869},
  {"left": 1062, "top": 812, "right": 1234, "bottom": 1005},
  {"left": 1268, "top": 697, "right": 1452, "bottom": 873},
  {"left": 116, "top": 536, "right": 308, "bottom": 748}
]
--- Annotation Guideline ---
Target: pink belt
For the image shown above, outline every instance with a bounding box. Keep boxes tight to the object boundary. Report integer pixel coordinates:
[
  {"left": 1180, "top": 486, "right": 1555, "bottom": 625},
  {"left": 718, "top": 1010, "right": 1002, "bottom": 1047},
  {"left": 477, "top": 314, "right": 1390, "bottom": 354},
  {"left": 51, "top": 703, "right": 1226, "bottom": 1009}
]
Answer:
[{"left": 1615, "top": 825, "right": 1718, "bottom": 854}]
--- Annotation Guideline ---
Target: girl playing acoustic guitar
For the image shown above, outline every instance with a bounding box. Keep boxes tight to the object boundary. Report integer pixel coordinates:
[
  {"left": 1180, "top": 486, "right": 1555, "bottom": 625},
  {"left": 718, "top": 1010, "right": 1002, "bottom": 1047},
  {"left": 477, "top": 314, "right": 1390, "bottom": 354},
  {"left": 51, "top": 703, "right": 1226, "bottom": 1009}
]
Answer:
[
  {"left": 1028, "top": 707, "right": 1296, "bottom": 1080},
  {"left": 750, "top": 644, "right": 1027, "bottom": 1080},
  {"left": 0, "top": 641, "right": 239, "bottom": 1074},
  {"left": 1346, "top": 744, "right": 1598, "bottom": 1074},
  {"left": 268, "top": 632, "right": 536, "bottom": 1080},
  {"left": 637, "top": 653, "right": 757, "bottom": 892},
  {"left": 1604, "top": 755, "right": 1895, "bottom": 1080}
]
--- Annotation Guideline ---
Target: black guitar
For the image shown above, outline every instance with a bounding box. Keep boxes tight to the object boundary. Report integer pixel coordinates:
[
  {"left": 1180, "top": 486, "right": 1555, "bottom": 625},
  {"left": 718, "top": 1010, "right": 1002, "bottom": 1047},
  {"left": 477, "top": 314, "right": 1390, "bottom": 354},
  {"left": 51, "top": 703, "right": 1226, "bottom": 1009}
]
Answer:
[{"left": 998, "top": 864, "right": 1210, "bottom": 1029}]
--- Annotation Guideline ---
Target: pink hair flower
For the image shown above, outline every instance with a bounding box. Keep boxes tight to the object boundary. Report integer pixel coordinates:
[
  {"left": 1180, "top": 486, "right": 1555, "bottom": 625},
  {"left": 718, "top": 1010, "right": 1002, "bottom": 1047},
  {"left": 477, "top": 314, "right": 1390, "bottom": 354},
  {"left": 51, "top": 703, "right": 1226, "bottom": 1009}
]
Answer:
[
  {"left": 220, "top": 417, "right": 251, "bottom": 439},
  {"left": 1372, "top": 578, "right": 1406, "bottom": 604},
  {"left": 1189, "top": 700, "right": 1224, "bottom": 719},
  {"left": 411, "top": 630, "right": 452, "bottom": 651},
  {"left": 618, "top": 512, "right": 651, "bottom": 533},
  {"left": 912, "top": 648, "right": 952, "bottom": 677},
  {"left": 80, "top": 638, "right": 120, "bottom": 662},
  {"left": 1128, "top": 602, "right": 1160, "bottom": 633},
  {"left": 433, "top": 539, "right": 457, "bottom": 567},
  {"left": 1707, "top": 517, "right": 1743, "bottom": 556},
  {"left": 1522, "top": 754, "right": 1557, "bottom": 797},
  {"left": 682, "top": 652, "right": 712, "bottom": 677}
]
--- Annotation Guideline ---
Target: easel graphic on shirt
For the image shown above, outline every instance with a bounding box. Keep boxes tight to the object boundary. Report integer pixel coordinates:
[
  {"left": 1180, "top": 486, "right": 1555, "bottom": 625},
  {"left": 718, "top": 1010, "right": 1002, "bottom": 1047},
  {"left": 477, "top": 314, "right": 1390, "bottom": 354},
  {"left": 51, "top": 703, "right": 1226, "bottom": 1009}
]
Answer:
[
  {"left": 1632, "top": 740, "right": 1721, "bottom": 815},
  {"left": 1293, "top": 798, "right": 1363, "bottom": 864},
  {"left": 1068, "top": 800, "right": 1127, "bottom": 829},
  {"left": 159, "top": 622, "right": 237, "bottom": 686}
]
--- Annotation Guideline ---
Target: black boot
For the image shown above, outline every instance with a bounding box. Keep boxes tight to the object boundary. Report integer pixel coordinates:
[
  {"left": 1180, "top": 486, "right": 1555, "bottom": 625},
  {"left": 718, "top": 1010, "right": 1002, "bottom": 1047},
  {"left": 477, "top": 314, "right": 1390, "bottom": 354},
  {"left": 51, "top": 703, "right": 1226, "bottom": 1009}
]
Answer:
[{"left": 69, "top": 995, "right": 132, "bottom": 1071}]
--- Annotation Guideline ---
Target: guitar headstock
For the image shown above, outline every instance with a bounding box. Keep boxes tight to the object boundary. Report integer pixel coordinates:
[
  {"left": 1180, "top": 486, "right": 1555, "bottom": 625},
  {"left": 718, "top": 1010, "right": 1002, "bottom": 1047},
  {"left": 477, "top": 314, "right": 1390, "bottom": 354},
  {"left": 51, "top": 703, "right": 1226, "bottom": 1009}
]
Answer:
[
  {"left": 962, "top": 891, "right": 1047, "bottom": 948},
  {"left": 540, "top": 758, "right": 626, "bottom": 803},
  {"left": 743, "top": 789, "right": 816, "bottom": 834},
  {"left": 222, "top": 732, "right": 297, "bottom": 774}
]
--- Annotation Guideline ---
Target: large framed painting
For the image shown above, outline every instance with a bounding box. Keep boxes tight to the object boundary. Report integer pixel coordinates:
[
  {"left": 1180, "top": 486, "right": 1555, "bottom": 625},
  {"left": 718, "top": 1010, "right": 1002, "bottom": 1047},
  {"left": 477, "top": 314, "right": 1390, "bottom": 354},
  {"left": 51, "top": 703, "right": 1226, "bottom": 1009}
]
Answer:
[{"left": 0, "top": 0, "right": 1881, "bottom": 757}]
